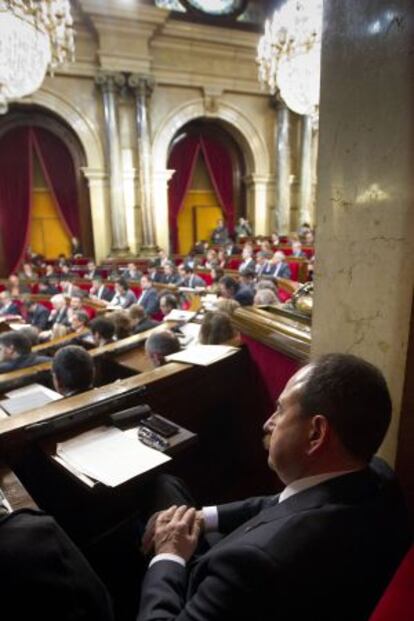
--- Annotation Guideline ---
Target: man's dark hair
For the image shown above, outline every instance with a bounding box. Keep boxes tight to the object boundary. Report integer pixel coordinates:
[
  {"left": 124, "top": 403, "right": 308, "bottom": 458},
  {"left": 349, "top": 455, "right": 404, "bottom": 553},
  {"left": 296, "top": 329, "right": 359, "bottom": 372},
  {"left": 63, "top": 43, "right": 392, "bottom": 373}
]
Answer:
[
  {"left": 116, "top": 278, "right": 128, "bottom": 291},
  {"left": 299, "top": 353, "right": 392, "bottom": 461},
  {"left": 73, "top": 310, "right": 89, "bottom": 326},
  {"left": 184, "top": 266, "right": 195, "bottom": 275},
  {"left": 160, "top": 294, "right": 178, "bottom": 311},
  {"left": 89, "top": 317, "right": 115, "bottom": 341},
  {"left": 219, "top": 276, "right": 239, "bottom": 295},
  {"left": 52, "top": 345, "right": 94, "bottom": 395},
  {"left": 0, "top": 331, "right": 31, "bottom": 356},
  {"left": 146, "top": 331, "right": 180, "bottom": 360}
]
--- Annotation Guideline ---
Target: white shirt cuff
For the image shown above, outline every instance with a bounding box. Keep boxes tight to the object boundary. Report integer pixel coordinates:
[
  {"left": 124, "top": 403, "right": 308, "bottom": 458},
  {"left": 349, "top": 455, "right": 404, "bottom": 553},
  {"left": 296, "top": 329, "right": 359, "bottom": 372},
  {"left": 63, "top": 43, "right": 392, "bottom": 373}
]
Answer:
[
  {"left": 149, "top": 553, "right": 186, "bottom": 568},
  {"left": 202, "top": 506, "right": 219, "bottom": 531}
]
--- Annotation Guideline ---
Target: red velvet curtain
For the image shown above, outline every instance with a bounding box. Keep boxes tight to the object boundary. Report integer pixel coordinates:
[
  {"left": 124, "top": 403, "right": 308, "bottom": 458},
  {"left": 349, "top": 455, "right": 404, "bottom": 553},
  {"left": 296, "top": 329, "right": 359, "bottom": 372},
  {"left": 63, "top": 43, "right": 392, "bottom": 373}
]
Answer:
[
  {"left": 0, "top": 127, "right": 32, "bottom": 273},
  {"left": 168, "top": 136, "right": 200, "bottom": 252},
  {"left": 32, "top": 127, "right": 80, "bottom": 237},
  {"left": 200, "top": 135, "right": 235, "bottom": 234}
]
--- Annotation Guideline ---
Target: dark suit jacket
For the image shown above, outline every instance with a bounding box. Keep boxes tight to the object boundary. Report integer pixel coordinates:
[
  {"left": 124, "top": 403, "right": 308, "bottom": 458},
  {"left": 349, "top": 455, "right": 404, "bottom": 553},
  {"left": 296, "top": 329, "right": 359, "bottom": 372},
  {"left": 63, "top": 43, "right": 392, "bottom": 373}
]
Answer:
[
  {"left": 138, "top": 463, "right": 411, "bottom": 621},
  {"left": 28, "top": 303, "right": 49, "bottom": 330},
  {"left": 0, "top": 509, "right": 113, "bottom": 620},
  {"left": 95, "top": 285, "right": 114, "bottom": 302},
  {"left": 0, "top": 302, "right": 21, "bottom": 317},
  {"left": 133, "top": 317, "right": 160, "bottom": 334},
  {"left": 138, "top": 288, "right": 160, "bottom": 315},
  {"left": 0, "top": 352, "right": 50, "bottom": 374},
  {"left": 274, "top": 261, "right": 292, "bottom": 279}
]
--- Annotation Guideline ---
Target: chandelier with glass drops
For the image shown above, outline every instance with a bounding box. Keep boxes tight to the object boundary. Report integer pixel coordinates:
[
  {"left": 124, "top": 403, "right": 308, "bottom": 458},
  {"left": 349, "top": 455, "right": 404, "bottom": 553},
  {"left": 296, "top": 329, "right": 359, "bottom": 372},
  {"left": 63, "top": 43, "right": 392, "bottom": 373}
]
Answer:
[
  {"left": 0, "top": 0, "right": 75, "bottom": 114},
  {"left": 257, "top": 0, "right": 322, "bottom": 123}
]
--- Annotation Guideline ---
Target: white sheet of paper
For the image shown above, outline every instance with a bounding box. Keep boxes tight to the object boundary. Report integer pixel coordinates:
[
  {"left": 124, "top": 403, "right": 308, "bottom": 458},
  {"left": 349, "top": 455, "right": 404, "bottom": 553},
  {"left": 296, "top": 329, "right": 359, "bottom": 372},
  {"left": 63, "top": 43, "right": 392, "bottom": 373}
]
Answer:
[
  {"left": 56, "top": 426, "right": 171, "bottom": 487},
  {"left": 1, "top": 383, "right": 62, "bottom": 416},
  {"left": 163, "top": 309, "right": 196, "bottom": 322},
  {"left": 165, "top": 344, "right": 237, "bottom": 366}
]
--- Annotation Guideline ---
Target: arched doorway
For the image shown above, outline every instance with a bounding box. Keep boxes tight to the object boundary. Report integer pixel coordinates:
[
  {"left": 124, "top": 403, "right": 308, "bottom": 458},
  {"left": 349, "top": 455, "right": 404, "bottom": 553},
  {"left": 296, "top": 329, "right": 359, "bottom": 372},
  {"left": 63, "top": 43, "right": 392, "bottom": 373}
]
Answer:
[
  {"left": 168, "top": 120, "right": 246, "bottom": 254},
  {"left": 0, "top": 106, "right": 93, "bottom": 274}
]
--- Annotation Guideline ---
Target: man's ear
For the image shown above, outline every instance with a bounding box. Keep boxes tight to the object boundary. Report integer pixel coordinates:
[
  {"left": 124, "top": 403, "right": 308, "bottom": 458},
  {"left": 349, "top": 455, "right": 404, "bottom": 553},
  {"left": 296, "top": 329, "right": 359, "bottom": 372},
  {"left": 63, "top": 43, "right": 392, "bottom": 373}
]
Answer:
[
  {"left": 52, "top": 371, "right": 62, "bottom": 395},
  {"left": 307, "top": 415, "right": 329, "bottom": 455}
]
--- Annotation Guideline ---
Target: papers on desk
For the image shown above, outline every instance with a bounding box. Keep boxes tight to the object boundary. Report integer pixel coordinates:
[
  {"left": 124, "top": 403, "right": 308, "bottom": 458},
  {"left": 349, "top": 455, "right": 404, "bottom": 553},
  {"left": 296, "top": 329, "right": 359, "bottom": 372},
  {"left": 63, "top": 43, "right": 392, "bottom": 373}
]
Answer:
[
  {"left": 56, "top": 426, "right": 171, "bottom": 487},
  {"left": 8, "top": 322, "right": 29, "bottom": 331},
  {"left": 163, "top": 309, "right": 196, "bottom": 322},
  {"left": 165, "top": 344, "right": 237, "bottom": 366},
  {"left": 201, "top": 294, "right": 218, "bottom": 311},
  {"left": 0, "top": 383, "right": 62, "bottom": 417}
]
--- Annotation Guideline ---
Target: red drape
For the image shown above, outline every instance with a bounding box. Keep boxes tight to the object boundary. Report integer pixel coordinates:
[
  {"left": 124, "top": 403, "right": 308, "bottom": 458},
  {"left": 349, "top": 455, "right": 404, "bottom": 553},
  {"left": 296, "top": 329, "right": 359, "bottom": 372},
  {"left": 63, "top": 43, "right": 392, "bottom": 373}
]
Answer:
[
  {"left": 32, "top": 127, "right": 80, "bottom": 238},
  {"left": 200, "top": 135, "right": 235, "bottom": 235},
  {"left": 168, "top": 136, "right": 200, "bottom": 252},
  {"left": 0, "top": 127, "right": 32, "bottom": 273}
]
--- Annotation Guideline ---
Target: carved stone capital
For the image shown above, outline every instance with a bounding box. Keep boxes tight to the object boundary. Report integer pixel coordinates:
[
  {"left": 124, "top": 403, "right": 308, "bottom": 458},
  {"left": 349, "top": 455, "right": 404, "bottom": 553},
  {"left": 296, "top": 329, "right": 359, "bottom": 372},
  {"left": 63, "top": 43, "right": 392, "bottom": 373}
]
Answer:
[
  {"left": 128, "top": 74, "right": 155, "bottom": 97},
  {"left": 95, "top": 71, "right": 126, "bottom": 93}
]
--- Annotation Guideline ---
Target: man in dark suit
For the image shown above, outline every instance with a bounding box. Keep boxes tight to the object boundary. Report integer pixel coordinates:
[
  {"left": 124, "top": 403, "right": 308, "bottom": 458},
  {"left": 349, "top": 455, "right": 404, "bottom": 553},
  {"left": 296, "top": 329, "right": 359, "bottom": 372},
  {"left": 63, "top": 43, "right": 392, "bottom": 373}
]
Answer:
[
  {"left": 137, "top": 275, "right": 160, "bottom": 315},
  {"left": 89, "top": 276, "right": 114, "bottom": 303},
  {"left": 25, "top": 300, "right": 50, "bottom": 331},
  {"left": 138, "top": 353, "right": 411, "bottom": 621},
  {"left": 0, "top": 332, "right": 50, "bottom": 373},
  {"left": 0, "top": 291, "right": 21, "bottom": 317},
  {"left": 272, "top": 250, "right": 292, "bottom": 279}
]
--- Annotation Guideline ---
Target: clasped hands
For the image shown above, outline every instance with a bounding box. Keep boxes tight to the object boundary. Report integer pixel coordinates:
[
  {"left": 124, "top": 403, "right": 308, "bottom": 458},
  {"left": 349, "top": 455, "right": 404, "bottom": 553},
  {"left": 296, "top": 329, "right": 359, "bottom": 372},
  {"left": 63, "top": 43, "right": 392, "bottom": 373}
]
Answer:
[{"left": 142, "top": 505, "right": 203, "bottom": 562}]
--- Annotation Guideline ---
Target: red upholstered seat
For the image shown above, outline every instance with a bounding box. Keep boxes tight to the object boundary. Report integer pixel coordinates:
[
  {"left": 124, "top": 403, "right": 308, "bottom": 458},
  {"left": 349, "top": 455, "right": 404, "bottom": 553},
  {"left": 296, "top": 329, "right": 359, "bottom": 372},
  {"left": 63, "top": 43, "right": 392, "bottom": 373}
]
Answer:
[
  {"left": 198, "top": 272, "right": 213, "bottom": 285},
  {"left": 278, "top": 288, "right": 292, "bottom": 303},
  {"left": 286, "top": 261, "right": 300, "bottom": 281},
  {"left": 78, "top": 282, "right": 91, "bottom": 292},
  {"left": 130, "top": 285, "right": 142, "bottom": 297},
  {"left": 38, "top": 299, "right": 53, "bottom": 310},
  {"left": 369, "top": 546, "right": 414, "bottom": 621},
  {"left": 30, "top": 282, "right": 39, "bottom": 294},
  {"left": 83, "top": 305, "right": 96, "bottom": 320},
  {"left": 303, "top": 246, "right": 314, "bottom": 259},
  {"left": 227, "top": 258, "right": 242, "bottom": 270}
]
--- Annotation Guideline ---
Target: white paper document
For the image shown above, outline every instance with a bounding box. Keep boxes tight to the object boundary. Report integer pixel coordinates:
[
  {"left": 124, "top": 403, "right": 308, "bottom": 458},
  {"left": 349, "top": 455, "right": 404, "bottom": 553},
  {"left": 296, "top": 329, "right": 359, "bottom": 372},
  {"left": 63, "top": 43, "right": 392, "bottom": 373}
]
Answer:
[
  {"left": 165, "top": 344, "right": 238, "bottom": 366},
  {"left": 1, "top": 383, "right": 62, "bottom": 416},
  {"left": 163, "top": 309, "right": 196, "bottom": 322},
  {"left": 56, "top": 426, "right": 171, "bottom": 487}
]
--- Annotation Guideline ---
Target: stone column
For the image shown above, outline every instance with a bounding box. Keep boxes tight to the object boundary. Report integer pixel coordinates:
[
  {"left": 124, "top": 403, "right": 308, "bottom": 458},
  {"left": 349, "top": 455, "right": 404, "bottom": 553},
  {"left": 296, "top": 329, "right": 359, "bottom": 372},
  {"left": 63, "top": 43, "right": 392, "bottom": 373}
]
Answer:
[
  {"left": 275, "top": 100, "right": 291, "bottom": 234},
  {"left": 312, "top": 0, "right": 414, "bottom": 465},
  {"left": 298, "top": 115, "right": 314, "bottom": 226},
  {"left": 81, "top": 167, "right": 110, "bottom": 263},
  {"left": 245, "top": 174, "right": 271, "bottom": 236},
  {"left": 152, "top": 169, "right": 175, "bottom": 252},
  {"left": 95, "top": 72, "right": 129, "bottom": 254},
  {"left": 128, "top": 74, "right": 157, "bottom": 254}
]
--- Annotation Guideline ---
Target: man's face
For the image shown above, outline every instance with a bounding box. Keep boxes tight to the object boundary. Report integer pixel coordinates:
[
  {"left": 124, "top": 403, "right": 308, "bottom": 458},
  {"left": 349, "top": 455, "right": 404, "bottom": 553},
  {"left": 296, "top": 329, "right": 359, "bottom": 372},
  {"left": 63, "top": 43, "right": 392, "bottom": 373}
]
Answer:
[
  {"left": 71, "top": 315, "right": 81, "bottom": 331},
  {"left": 70, "top": 297, "right": 82, "bottom": 310},
  {"left": 141, "top": 277, "right": 150, "bottom": 290},
  {"left": 0, "top": 343, "right": 14, "bottom": 362},
  {"left": 88, "top": 262, "right": 95, "bottom": 271},
  {"left": 219, "top": 283, "right": 231, "bottom": 299},
  {"left": 263, "top": 366, "right": 314, "bottom": 485},
  {"left": 160, "top": 297, "right": 170, "bottom": 316}
]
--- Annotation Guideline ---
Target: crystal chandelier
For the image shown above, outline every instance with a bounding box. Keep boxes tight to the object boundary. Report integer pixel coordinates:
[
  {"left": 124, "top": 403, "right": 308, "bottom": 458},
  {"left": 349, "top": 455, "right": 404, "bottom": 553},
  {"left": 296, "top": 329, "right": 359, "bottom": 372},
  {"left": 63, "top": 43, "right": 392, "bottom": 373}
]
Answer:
[
  {"left": 257, "top": 0, "right": 322, "bottom": 122},
  {"left": 0, "top": 0, "right": 75, "bottom": 114}
]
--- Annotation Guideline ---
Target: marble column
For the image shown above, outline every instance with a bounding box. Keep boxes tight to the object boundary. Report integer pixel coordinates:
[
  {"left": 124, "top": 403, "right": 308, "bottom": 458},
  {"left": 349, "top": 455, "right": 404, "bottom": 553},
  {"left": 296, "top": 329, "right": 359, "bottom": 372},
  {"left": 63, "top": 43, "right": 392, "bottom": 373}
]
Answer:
[
  {"left": 245, "top": 174, "right": 271, "bottom": 236},
  {"left": 312, "top": 0, "right": 414, "bottom": 464},
  {"left": 298, "top": 115, "right": 314, "bottom": 226},
  {"left": 95, "top": 72, "right": 129, "bottom": 254},
  {"left": 81, "top": 167, "right": 110, "bottom": 263},
  {"left": 128, "top": 74, "right": 157, "bottom": 254},
  {"left": 275, "top": 100, "right": 291, "bottom": 235},
  {"left": 152, "top": 169, "right": 175, "bottom": 252}
]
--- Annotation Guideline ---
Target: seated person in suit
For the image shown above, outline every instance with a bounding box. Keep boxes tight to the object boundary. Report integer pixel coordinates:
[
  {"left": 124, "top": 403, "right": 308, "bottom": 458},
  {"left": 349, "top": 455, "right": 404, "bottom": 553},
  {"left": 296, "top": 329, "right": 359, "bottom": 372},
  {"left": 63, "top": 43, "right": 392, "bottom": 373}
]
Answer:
[
  {"left": 123, "top": 262, "right": 143, "bottom": 282},
  {"left": 254, "top": 288, "right": 279, "bottom": 306},
  {"left": 8, "top": 273, "right": 30, "bottom": 296},
  {"left": 219, "top": 275, "right": 254, "bottom": 306},
  {"left": 84, "top": 260, "right": 99, "bottom": 280},
  {"left": 138, "top": 354, "right": 412, "bottom": 621},
  {"left": 25, "top": 299, "right": 50, "bottom": 331},
  {"left": 159, "top": 293, "right": 178, "bottom": 318},
  {"left": 89, "top": 316, "right": 116, "bottom": 347},
  {"left": 0, "top": 290, "right": 21, "bottom": 318},
  {"left": 235, "top": 216, "right": 252, "bottom": 239},
  {"left": 182, "top": 266, "right": 205, "bottom": 289},
  {"left": 128, "top": 304, "right": 160, "bottom": 334},
  {"left": 19, "top": 261, "right": 38, "bottom": 281},
  {"left": 107, "top": 310, "right": 132, "bottom": 340},
  {"left": 238, "top": 246, "right": 256, "bottom": 274},
  {"left": 162, "top": 262, "right": 181, "bottom": 285},
  {"left": 272, "top": 250, "right": 292, "bottom": 279},
  {"left": 52, "top": 345, "right": 94, "bottom": 396},
  {"left": 0, "top": 506, "right": 114, "bottom": 621},
  {"left": 0, "top": 331, "right": 50, "bottom": 373},
  {"left": 38, "top": 276, "right": 60, "bottom": 296},
  {"left": 137, "top": 275, "right": 160, "bottom": 315},
  {"left": 111, "top": 278, "right": 137, "bottom": 309},
  {"left": 145, "top": 330, "right": 180, "bottom": 367},
  {"left": 89, "top": 276, "right": 114, "bottom": 303},
  {"left": 69, "top": 310, "right": 92, "bottom": 345},
  {"left": 291, "top": 240, "right": 307, "bottom": 258}
]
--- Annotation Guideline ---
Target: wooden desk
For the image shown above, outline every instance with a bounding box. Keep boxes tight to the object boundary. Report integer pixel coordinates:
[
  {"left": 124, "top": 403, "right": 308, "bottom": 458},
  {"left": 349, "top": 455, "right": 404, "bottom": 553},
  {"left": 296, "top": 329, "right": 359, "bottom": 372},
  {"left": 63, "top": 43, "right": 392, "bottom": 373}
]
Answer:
[{"left": 0, "top": 464, "right": 37, "bottom": 510}]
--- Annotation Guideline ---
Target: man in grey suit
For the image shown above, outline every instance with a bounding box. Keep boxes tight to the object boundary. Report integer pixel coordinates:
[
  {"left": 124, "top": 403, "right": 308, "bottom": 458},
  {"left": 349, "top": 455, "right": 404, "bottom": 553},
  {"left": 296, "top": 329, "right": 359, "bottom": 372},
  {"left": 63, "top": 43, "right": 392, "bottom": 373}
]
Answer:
[{"left": 138, "top": 353, "right": 411, "bottom": 621}]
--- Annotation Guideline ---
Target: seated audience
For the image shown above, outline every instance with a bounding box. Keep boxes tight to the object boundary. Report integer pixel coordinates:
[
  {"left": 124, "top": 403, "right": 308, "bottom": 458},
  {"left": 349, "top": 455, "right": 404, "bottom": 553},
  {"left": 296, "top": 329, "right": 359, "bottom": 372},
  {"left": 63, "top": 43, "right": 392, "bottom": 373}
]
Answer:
[
  {"left": 209, "top": 266, "right": 225, "bottom": 294},
  {"left": 0, "top": 332, "right": 49, "bottom": 373},
  {"left": 108, "top": 310, "right": 132, "bottom": 340},
  {"left": 199, "top": 311, "right": 238, "bottom": 345},
  {"left": 216, "top": 248, "right": 227, "bottom": 269},
  {"left": 45, "top": 264, "right": 56, "bottom": 278},
  {"left": 52, "top": 345, "right": 94, "bottom": 396},
  {"left": 182, "top": 266, "right": 205, "bottom": 289},
  {"left": 19, "top": 325, "right": 40, "bottom": 346},
  {"left": 291, "top": 240, "right": 306, "bottom": 258},
  {"left": 156, "top": 249, "right": 170, "bottom": 268},
  {"left": 0, "top": 291, "right": 21, "bottom": 317},
  {"left": 238, "top": 246, "right": 255, "bottom": 273},
  {"left": 69, "top": 310, "right": 90, "bottom": 338},
  {"left": 137, "top": 275, "right": 160, "bottom": 315},
  {"left": 254, "top": 288, "right": 279, "bottom": 306},
  {"left": 60, "top": 275, "right": 81, "bottom": 298},
  {"left": 239, "top": 268, "right": 256, "bottom": 292},
  {"left": 84, "top": 260, "right": 99, "bottom": 280},
  {"left": 272, "top": 250, "right": 292, "bottom": 279},
  {"left": 224, "top": 238, "right": 241, "bottom": 257},
  {"left": 205, "top": 249, "right": 218, "bottom": 270},
  {"left": 25, "top": 299, "right": 50, "bottom": 331},
  {"left": 256, "top": 252, "right": 276, "bottom": 279},
  {"left": 128, "top": 304, "right": 160, "bottom": 334},
  {"left": 159, "top": 293, "right": 178, "bottom": 317},
  {"left": 38, "top": 276, "right": 60, "bottom": 295},
  {"left": 147, "top": 259, "right": 165, "bottom": 283},
  {"left": 219, "top": 275, "right": 254, "bottom": 306},
  {"left": 89, "top": 317, "right": 115, "bottom": 347},
  {"left": 19, "top": 261, "right": 38, "bottom": 281},
  {"left": 89, "top": 276, "right": 114, "bottom": 303},
  {"left": 211, "top": 218, "right": 228, "bottom": 245},
  {"left": 8, "top": 273, "right": 30, "bottom": 296},
  {"left": 68, "top": 294, "right": 85, "bottom": 323},
  {"left": 138, "top": 354, "right": 411, "bottom": 621},
  {"left": 70, "top": 236, "right": 83, "bottom": 257},
  {"left": 47, "top": 293, "right": 69, "bottom": 328},
  {"left": 145, "top": 330, "right": 180, "bottom": 367},
  {"left": 162, "top": 262, "right": 181, "bottom": 285},
  {"left": 111, "top": 278, "right": 137, "bottom": 309},
  {"left": 123, "top": 262, "right": 142, "bottom": 281}
]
